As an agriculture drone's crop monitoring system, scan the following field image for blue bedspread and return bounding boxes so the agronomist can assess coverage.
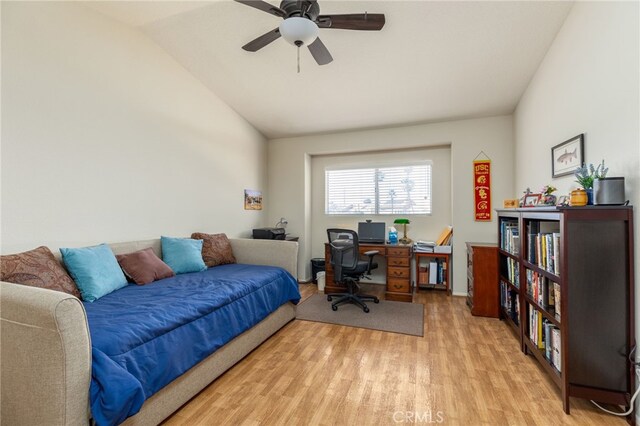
[83,264,301,426]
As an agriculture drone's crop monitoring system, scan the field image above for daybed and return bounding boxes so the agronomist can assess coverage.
[0,238,300,426]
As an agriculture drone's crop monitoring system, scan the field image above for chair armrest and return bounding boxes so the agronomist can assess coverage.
[362,250,379,274]
[0,281,91,425]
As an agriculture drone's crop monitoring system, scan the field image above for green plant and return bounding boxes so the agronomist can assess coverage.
[541,185,556,195]
[574,160,608,189]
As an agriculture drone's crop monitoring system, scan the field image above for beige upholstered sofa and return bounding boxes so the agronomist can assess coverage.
[0,238,298,426]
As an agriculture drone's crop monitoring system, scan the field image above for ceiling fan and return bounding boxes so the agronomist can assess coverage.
[234,0,385,67]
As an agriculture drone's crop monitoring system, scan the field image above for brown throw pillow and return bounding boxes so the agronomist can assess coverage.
[1,246,81,298]
[116,248,175,285]
[191,232,236,267]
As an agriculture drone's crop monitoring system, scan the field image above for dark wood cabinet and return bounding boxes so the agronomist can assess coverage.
[466,242,498,318]
[496,206,635,421]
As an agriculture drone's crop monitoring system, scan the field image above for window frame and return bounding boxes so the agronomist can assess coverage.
[324,160,433,216]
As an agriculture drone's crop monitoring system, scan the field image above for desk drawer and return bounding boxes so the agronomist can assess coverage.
[387,247,410,257]
[387,257,409,267]
[359,247,382,256]
[388,278,410,293]
[388,267,409,279]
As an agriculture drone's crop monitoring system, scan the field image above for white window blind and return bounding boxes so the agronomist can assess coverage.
[325,163,432,215]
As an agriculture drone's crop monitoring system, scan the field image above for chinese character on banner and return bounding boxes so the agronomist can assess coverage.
[473,159,491,221]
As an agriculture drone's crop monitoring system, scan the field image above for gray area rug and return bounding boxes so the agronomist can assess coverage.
[296,294,424,337]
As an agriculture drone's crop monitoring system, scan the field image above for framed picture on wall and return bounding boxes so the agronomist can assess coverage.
[244,189,262,210]
[551,134,584,178]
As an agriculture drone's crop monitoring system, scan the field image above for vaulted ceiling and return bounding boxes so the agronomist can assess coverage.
[86,1,573,139]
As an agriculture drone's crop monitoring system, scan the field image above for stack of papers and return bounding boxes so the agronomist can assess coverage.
[414,241,436,253]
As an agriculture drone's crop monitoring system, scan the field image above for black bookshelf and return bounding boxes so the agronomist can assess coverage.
[496,206,635,423]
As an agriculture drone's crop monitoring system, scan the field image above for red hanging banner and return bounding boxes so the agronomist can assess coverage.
[473,160,491,221]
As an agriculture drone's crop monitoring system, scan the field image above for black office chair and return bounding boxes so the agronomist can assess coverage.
[326,229,380,313]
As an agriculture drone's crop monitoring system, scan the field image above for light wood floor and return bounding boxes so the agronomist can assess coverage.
[164,284,626,425]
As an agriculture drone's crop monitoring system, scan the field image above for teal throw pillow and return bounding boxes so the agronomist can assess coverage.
[60,243,128,302]
[161,236,206,275]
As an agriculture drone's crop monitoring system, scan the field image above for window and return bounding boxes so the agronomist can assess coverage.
[325,163,432,215]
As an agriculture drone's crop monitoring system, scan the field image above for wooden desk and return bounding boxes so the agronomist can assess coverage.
[324,243,413,302]
[414,252,452,295]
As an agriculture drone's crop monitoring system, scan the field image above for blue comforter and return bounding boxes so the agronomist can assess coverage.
[83,264,301,426]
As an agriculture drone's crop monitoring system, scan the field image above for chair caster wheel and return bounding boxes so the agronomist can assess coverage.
[327,296,333,302]
[331,305,338,311]
[373,298,380,304]
[363,307,370,313]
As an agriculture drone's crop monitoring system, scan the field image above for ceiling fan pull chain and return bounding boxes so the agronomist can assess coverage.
[297,45,301,73]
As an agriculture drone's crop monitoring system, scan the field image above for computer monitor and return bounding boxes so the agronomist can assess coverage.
[358,221,386,244]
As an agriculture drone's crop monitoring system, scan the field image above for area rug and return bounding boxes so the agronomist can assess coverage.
[295,294,424,337]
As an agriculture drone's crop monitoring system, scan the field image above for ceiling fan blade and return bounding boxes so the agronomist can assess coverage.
[242,28,281,52]
[308,38,333,65]
[234,0,286,18]
[317,13,385,31]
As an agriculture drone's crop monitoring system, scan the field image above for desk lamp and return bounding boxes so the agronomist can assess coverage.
[394,218,412,244]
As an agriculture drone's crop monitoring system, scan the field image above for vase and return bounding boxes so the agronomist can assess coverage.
[570,189,587,206]
[544,194,557,205]
[586,188,594,205]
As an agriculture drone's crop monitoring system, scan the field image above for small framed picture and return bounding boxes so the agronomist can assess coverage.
[556,195,569,206]
[244,189,262,210]
[524,194,541,207]
[552,134,584,178]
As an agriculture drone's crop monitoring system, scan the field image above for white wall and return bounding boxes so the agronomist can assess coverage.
[513,0,640,406]
[269,116,514,294]
[310,147,452,283]
[515,2,639,198]
[0,2,267,254]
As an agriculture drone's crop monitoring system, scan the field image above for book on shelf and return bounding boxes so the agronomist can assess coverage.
[553,282,561,320]
[428,261,438,284]
[551,327,562,372]
[552,233,560,275]
[500,220,519,254]
[544,322,554,360]
[525,270,559,317]
[438,259,445,283]
[500,281,520,325]
[527,221,560,275]
[506,257,519,287]
[537,313,544,349]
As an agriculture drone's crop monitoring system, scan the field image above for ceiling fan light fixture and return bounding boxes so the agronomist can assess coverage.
[279,17,318,46]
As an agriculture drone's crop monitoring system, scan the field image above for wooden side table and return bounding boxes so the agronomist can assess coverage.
[466,242,498,317]
[414,252,451,295]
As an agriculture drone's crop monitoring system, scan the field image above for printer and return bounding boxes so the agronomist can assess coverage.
[252,227,286,240]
